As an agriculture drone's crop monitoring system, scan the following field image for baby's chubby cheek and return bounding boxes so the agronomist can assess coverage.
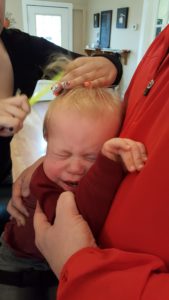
[43,159,60,183]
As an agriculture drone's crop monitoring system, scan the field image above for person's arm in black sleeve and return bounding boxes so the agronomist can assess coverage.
[16,29,122,85]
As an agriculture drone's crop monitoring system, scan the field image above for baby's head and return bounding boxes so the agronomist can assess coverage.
[43,86,122,191]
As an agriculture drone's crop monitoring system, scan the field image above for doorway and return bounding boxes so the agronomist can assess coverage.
[137,0,169,63]
[22,0,72,50]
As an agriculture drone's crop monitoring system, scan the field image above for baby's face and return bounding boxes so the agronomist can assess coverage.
[43,108,116,192]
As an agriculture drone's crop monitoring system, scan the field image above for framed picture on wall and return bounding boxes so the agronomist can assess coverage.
[116,7,129,28]
[94,13,100,28]
[99,10,112,48]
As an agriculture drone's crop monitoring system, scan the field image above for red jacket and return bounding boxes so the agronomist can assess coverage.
[57,25,169,300]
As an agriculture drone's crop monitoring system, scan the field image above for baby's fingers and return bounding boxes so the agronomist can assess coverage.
[119,150,137,172]
[136,142,147,161]
[131,142,147,171]
[119,142,147,172]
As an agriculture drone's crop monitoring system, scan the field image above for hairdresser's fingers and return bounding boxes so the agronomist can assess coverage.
[0,95,30,121]
[4,105,28,121]
[64,56,93,73]
[65,56,113,74]
[62,68,96,87]
[0,128,14,137]
[84,77,112,88]
[17,95,30,113]
[8,95,30,114]
[52,70,104,95]
[6,95,30,112]
[0,116,23,136]
[62,56,117,88]
[61,71,111,89]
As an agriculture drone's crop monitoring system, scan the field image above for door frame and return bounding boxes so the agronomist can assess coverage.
[22,0,73,50]
[137,0,160,63]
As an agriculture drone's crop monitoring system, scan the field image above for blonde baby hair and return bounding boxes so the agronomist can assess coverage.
[43,86,122,140]
[42,55,71,80]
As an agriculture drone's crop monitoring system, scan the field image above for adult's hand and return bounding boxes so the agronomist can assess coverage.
[0,95,30,137]
[7,157,44,226]
[34,191,97,278]
[61,56,118,89]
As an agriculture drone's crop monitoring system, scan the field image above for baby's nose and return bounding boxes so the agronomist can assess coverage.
[68,158,86,175]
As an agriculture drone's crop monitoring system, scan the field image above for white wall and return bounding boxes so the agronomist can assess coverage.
[86,0,144,96]
[5,0,23,28]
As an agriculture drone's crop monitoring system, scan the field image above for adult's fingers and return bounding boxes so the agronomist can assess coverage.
[0,115,22,135]
[61,56,117,88]
[7,175,30,223]
[34,202,51,239]
[8,95,30,114]
[7,199,27,226]
[55,191,80,221]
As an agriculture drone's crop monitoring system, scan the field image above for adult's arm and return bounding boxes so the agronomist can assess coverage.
[2,28,122,96]
[27,33,123,87]
[23,30,122,85]
[34,192,169,300]
[61,55,121,89]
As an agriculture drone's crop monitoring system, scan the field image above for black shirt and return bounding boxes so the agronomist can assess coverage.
[0,28,122,182]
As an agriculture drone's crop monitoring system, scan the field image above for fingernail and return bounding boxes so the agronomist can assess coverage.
[84,81,92,87]
[129,166,135,172]
[61,81,71,89]
[51,83,62,96]
[0,127,13,132]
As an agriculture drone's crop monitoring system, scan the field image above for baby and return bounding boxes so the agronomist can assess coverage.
[3,86,147,262]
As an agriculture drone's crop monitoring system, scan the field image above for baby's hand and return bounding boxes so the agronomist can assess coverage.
[102,138,147,172]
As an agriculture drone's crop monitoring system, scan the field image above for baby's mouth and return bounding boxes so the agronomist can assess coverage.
[63,181,79,187]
